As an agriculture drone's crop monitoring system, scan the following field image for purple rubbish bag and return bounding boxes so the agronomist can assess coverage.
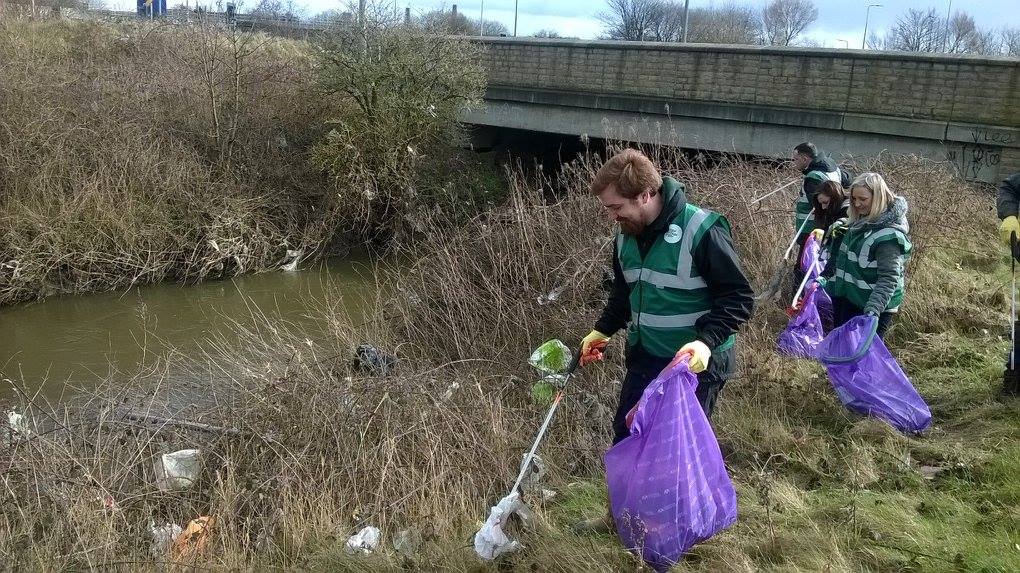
[815,315,932,434]
[800,234,822,276]
[815,284,833,325]
[778,285,825,358]
[604,361,737,571]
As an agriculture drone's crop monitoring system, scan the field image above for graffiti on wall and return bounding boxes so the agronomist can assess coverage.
[945,128,1014,182]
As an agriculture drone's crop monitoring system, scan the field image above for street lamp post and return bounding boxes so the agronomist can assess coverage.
[514,0,519,37]
[862,4,882,50]
[681,0,691,43]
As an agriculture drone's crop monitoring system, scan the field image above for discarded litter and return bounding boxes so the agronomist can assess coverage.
[155,449,202,491]
[279,248,304,272]
[531,374,565,404]
[353,344,397,376]
[393,528,421,559]
[173,516,215,561]
[474,492,527,560]
[149,521,183,558]
[345,525,382,554]
[528,340,572,374]
[517,453,546,493]
[7,410,31,438]
[536,285,566,305]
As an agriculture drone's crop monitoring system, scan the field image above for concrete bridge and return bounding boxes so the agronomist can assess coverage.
[464,37,1020,183]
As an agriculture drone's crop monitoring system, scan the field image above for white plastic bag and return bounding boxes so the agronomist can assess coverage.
[345,525,381,554]
[474,492,529,560]
[7,410,31,438]
[149,520,183,558]
[155,449,202,491]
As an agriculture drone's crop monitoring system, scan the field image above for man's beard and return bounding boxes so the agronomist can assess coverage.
[619,219,645,236]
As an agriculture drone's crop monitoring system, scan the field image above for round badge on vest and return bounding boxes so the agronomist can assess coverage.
[664,224,682,244]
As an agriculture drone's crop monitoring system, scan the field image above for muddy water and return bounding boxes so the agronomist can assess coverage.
[0,258,376,402]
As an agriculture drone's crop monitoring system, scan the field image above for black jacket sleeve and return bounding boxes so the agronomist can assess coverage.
[692,223,755,350]
[594,240,631,336]
[997,173,1020,220]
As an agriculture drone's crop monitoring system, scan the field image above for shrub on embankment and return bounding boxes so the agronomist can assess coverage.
[0,19,324,304]
[0,16,489,305]
[2,150,1016,570]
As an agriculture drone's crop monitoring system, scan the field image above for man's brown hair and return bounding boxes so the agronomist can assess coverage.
[590,149,663,199]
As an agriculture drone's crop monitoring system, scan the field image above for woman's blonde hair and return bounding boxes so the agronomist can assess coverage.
[848,172,894,222]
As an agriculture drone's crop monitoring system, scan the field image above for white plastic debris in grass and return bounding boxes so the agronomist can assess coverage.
[474,492,531,560]
[155,449,202,491]
[7,410,31,438]
[149,520,183,558]
[345,525,381,554]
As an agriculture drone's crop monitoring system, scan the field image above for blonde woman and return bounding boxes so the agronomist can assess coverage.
[825,173,911,338]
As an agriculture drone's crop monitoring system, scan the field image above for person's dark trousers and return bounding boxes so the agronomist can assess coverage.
[611,343,735,445]
[831,295,895,339]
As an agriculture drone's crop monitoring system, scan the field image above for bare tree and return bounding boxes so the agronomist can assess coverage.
[1002,27,1020,57]
[598,0,663,41]
[944,12,999,55]
[760,0,818,46]
[685,4,762,45]
[533,29,562,38]
[881,8,947,53]
[418,8,508,36]
[649,0,686,42]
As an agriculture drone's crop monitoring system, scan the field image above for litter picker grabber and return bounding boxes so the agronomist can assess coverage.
[1003,239,1020,396]
[474,346,581,560]
[510,350,581,497]
[755,208,815,302]
[749,179,798,205]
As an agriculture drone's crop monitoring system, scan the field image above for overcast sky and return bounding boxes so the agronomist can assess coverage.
[120,1,1020,49]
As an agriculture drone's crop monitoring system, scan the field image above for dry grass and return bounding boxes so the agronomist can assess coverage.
[0,18,338,306]
[1,145,1016,572]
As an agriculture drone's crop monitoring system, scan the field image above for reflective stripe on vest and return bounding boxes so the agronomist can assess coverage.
[617,204,735,358]
[795,169,840,232]
[617,207,710,291]
[831,225,911,311]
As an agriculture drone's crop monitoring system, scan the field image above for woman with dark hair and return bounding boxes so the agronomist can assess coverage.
[809,180,849,278]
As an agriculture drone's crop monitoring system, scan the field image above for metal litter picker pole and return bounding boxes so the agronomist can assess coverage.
[509,353,581,496]
[784,209,815,261]
[750,179,798,205]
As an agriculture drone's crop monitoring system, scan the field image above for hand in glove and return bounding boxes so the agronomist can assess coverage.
[828,219,848,239]
[1000,216,1020,247]
[664,340,712,374]
[579,330,610,367]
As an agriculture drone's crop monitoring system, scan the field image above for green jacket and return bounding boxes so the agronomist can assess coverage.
[828,196,911,314]
[616,180,737,358]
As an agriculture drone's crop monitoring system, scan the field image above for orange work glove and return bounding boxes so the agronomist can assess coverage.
[579,330,610,367]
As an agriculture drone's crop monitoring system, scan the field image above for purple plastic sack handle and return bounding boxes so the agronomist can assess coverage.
[817,315,879,364]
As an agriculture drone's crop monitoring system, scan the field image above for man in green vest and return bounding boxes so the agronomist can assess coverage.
[792,142,845,242]
[579,149,755,446]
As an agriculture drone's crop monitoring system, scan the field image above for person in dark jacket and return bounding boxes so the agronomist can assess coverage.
[792,142,844,243]
[810,180,849,279]
[996,172,1020,397]
[572,149,754,534]
[824,173,910,339]
[577,149,755,444]
[997,173,1020,253]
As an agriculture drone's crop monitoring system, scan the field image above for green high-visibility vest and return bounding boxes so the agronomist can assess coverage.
[794,169,841,237]
[830,225,912,311]
[617,203,736,359]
